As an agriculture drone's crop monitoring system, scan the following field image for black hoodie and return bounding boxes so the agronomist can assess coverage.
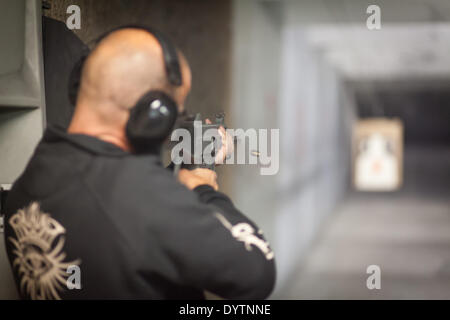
[3,126,276,300]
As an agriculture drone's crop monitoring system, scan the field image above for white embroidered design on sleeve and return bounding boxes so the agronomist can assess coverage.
[215,213,274,260]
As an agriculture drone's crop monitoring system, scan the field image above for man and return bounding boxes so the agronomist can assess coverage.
[4,28,275,299]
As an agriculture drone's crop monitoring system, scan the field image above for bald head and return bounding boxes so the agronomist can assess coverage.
[68,28,191,151]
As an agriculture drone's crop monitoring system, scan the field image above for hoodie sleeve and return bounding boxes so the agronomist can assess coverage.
[158,183,276,299]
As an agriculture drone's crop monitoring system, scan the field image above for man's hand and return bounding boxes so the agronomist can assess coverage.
[205,119,234,165]
[178,168,219,191]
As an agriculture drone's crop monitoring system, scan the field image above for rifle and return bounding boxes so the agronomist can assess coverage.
[172,112,225,175]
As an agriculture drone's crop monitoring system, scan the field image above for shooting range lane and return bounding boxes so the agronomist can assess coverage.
[279,142,450,299]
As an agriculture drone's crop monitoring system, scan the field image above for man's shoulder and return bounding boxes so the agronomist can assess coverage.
[87,155,175,192]
[10,138,84,198]
[84,155,196,215]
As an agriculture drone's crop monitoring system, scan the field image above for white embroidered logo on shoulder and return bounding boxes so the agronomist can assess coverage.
[214,212,274,260]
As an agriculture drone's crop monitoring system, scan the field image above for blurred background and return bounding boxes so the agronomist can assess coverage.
[0,0,449,299]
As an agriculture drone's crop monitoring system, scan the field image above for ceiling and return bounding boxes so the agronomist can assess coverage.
[275,0,450,80]
[274,0,450,144]
[305,24,450,80]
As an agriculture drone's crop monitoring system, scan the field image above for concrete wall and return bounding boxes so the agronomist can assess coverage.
[230,0,282,247]
[273,25,355,296]
[230,0,356,297]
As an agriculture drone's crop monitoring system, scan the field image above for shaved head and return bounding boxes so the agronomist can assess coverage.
[68,28,191,151]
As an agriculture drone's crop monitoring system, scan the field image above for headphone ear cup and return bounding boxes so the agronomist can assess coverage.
[126,91,178,153]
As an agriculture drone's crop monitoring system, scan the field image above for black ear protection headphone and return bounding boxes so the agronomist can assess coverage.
[68,25,183,153]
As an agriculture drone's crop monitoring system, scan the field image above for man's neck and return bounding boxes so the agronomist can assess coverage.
[68,122,132,152]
